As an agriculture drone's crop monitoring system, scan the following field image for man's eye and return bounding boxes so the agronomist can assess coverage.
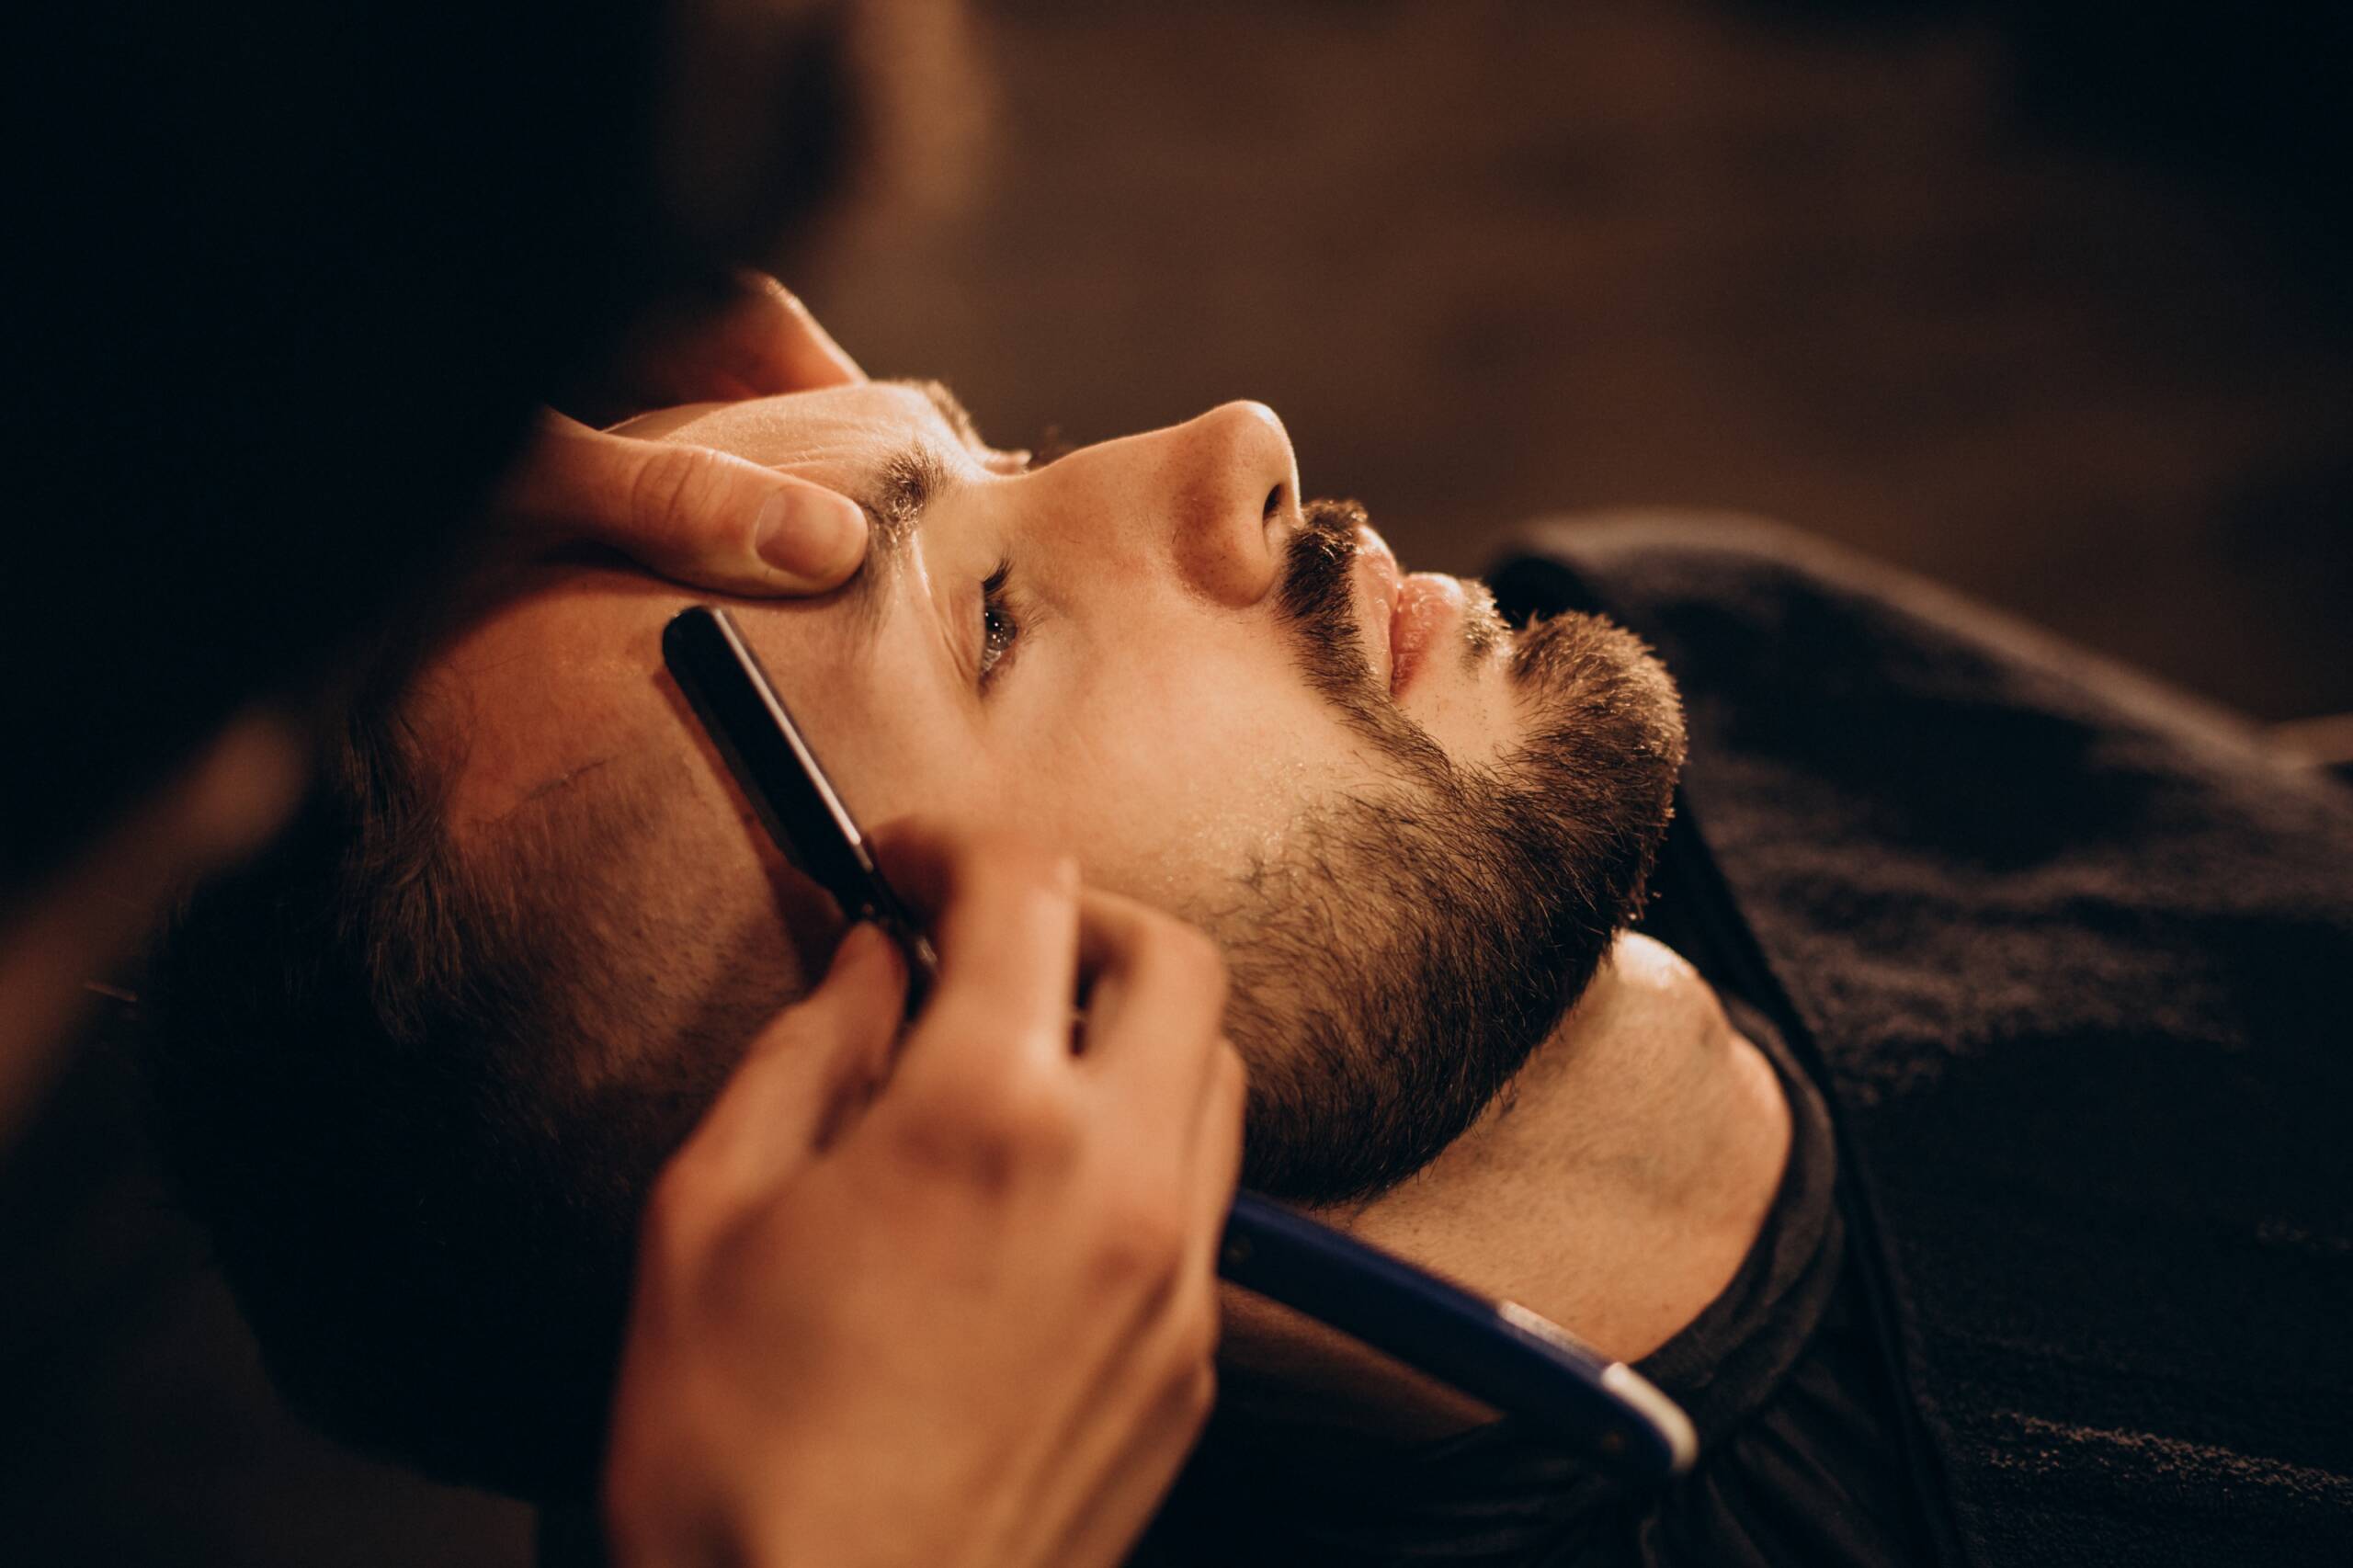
[978,559,1019,687]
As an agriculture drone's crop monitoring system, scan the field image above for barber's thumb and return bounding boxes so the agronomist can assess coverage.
[506,418,869,595]
[619,440,869,596]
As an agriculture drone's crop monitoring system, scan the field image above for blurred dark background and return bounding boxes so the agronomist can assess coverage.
[7,3,2347,1563]
[810,0,2351,722]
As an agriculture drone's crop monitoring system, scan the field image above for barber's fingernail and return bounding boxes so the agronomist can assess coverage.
[756,489,867,580]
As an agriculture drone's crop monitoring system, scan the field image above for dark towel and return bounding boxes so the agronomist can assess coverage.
[1492,517,2353,1567]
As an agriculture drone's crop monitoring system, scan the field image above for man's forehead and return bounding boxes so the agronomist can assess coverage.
[630,381,968,475]
[438,382,977,831]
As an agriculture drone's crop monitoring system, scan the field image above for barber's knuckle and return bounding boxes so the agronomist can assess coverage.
[956,831,1074,898]
[625,445,712,542]
[942,825,1025,869]
[985,1066,1084,1160]
[881,1106,973,1181]
[1087,1186,1189,1293]
[901,1059,1078,1183]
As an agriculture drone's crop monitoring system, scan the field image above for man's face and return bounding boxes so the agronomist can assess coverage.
[435,382,1685,1204]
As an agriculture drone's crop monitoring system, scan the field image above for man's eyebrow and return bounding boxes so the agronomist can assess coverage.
[838,386,969,645]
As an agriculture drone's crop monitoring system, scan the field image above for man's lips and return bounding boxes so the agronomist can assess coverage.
[1389,574,1467,696]
[1352,524,1461,699]
[1353,525,1404,687]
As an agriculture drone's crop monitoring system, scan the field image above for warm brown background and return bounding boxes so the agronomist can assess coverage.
[6,4,2346,1565]
[809,0,2350,722]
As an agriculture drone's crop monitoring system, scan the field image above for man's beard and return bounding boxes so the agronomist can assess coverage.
[1196,500,1688,1208]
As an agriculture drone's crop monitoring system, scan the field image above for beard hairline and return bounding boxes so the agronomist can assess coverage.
[1213,591,1688,1205]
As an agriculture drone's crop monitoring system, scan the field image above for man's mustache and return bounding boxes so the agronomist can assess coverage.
[1277,499,1454,779]
[1279,498,1374,700]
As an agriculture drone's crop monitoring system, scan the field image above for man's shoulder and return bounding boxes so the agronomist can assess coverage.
[1491,514,2353,1567]
[1493,510,1870,608]
[1485,508,2353,1011]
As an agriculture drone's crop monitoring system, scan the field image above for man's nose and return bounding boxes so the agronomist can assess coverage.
[1156,401,1301,608]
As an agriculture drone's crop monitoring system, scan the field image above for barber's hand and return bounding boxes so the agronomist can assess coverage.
[604,829,1246,1568]
[497,276,872,596]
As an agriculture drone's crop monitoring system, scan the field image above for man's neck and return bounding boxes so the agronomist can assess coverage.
[1218,932,1792,1437]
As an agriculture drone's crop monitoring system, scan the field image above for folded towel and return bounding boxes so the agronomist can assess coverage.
[1494,516,2353,1568]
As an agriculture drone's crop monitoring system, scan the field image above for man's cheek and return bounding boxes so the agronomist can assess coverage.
[1020,685,1367,913]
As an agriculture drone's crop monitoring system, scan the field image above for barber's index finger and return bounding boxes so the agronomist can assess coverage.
[893,835,1084,1078]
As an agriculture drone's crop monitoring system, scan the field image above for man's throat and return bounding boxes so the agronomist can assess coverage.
[1219,932,1794,1438]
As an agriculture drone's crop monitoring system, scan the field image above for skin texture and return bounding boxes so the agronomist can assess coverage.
[430,381,1686,1210]
[439,381,1534,982]
[428,381,1794,1437]
[6,281,1257,1568]
[603,829,1245,1568]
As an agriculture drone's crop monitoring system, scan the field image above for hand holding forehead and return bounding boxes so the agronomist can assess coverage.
[493,280,877,597]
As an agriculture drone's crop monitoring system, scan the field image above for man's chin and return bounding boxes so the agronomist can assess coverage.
[1509,608,1684,738]
[1220,606,1685,1208]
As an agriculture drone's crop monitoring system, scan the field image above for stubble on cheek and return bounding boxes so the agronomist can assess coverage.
[1163,605,1691,1206]
[1030,627,1403,911]
[1068,741,1385,922]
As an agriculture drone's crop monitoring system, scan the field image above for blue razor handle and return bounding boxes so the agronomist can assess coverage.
[1222,1190,1695,1484]
[662,605,1697,1488]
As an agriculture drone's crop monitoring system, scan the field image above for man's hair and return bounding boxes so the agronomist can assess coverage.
[142,667,762,1501]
